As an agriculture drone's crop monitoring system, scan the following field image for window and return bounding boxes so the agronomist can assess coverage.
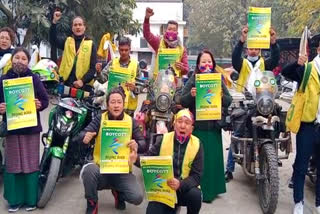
[140,38,148,48]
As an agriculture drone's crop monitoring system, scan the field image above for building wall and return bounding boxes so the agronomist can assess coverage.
[126,1,186,63]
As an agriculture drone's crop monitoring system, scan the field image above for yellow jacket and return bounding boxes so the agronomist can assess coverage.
[59,37,94,85]
[159,131,200,179]
[237,58,265,92]
[110,58,138,111]
[154,38,184,79]
[300,61,320,122]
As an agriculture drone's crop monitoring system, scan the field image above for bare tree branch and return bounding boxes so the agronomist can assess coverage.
[0,1,14,27]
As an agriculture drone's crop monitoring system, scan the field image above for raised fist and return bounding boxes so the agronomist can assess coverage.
[53,11,62,24]
[240,25,248,43]
[145,7,154,19]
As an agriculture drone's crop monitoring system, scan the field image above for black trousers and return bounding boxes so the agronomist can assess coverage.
[146,187,202,214]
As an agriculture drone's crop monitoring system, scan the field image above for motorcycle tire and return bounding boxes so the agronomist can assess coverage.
[258,143,279,214]
[37,157,61,208]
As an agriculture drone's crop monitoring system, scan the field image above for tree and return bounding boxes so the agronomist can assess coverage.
[0,0,140,47]
[279,0,320,36]
[0,0,51,46]
[185,0,293,57]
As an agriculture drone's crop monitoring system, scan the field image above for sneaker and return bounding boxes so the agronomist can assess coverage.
[225,171,233,183]
[8,205,21,213]
[86,199,98,214]
[111,189,126,210]
[316,206,320,214]
[293,201,303,214]
[25,206,37,212]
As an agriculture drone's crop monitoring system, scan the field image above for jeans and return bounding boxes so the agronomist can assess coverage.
[146,187,202,214]
[80,163,143,205]
[226,147,235,172]
[293,122,320,207]
[226,130,242,173]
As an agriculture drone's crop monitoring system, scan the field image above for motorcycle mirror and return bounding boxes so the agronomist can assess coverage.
[139,59,147,70]
[230,71,239,81]
[95,91,105,97]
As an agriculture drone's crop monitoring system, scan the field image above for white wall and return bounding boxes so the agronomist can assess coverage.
[127,1,186,59]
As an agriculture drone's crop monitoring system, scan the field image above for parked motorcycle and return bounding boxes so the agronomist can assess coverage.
[227,70,291,214]
[37,89,104,208]
[136,65,181,146]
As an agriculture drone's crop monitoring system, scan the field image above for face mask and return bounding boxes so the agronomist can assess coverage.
[199,64,213,73]
[175,131,190,144]
[12,62,28,74]
[165,31,178,41]
[247,55,259,62]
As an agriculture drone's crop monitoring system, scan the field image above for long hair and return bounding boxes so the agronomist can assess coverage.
[194,49,216,74]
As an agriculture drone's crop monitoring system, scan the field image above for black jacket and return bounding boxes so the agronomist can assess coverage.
[232,40,280,72]
[79,112,147,154]
[137,134,204,193]
[49,24,97,86]
[181,73,232,130]
[281,61,305,86]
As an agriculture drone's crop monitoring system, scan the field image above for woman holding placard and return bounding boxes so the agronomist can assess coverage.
[0,47,49,212]
[181,50,232,202]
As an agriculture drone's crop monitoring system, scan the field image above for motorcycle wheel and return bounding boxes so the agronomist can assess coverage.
[258,143,279,214]
[37,157,61,208]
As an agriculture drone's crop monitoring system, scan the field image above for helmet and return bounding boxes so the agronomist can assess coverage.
[32,59,59,82]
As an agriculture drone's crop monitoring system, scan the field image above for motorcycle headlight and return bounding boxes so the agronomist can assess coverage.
[156,93,171,112]
[257,97,274,116]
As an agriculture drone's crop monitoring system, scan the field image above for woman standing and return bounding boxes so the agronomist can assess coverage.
[0,47,49,212]
[0,27,15,75]
[181,50,232,202]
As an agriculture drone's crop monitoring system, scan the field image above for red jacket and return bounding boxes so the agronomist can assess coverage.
[143,18,189,75]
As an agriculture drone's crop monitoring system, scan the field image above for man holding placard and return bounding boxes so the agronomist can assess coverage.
[138,109,203,214]
[96,37,139,117]
[225,6,280,182]
[143,7,189,81]
[232,7,280,93]
[79,87,146,213]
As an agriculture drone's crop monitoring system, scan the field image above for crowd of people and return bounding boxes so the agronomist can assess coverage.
[0,5,318,214]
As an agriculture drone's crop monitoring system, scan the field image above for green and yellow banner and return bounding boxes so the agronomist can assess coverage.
[100,120,131,174]
[158,48,180,76]
[248,7,271,49]
[3,77,37,131]
[195,73,222,121]
[107,69,131,107]
[140,156,177,208]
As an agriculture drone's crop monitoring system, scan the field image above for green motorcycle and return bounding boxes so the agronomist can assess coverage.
[37,90,103,208]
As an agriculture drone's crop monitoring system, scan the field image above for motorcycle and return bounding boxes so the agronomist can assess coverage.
[37,88,104,208]
[135,64,181,146]
[227,70,291,214]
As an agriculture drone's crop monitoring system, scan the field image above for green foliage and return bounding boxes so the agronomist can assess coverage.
[185,0,294,57]
[279,0,320,36]
[53,0,140,43]
[0,0,140,46]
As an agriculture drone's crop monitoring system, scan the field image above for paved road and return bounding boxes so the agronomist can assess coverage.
[0,96,317,214]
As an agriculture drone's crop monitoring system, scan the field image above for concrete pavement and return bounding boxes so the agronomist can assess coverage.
[0,96,317,214]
